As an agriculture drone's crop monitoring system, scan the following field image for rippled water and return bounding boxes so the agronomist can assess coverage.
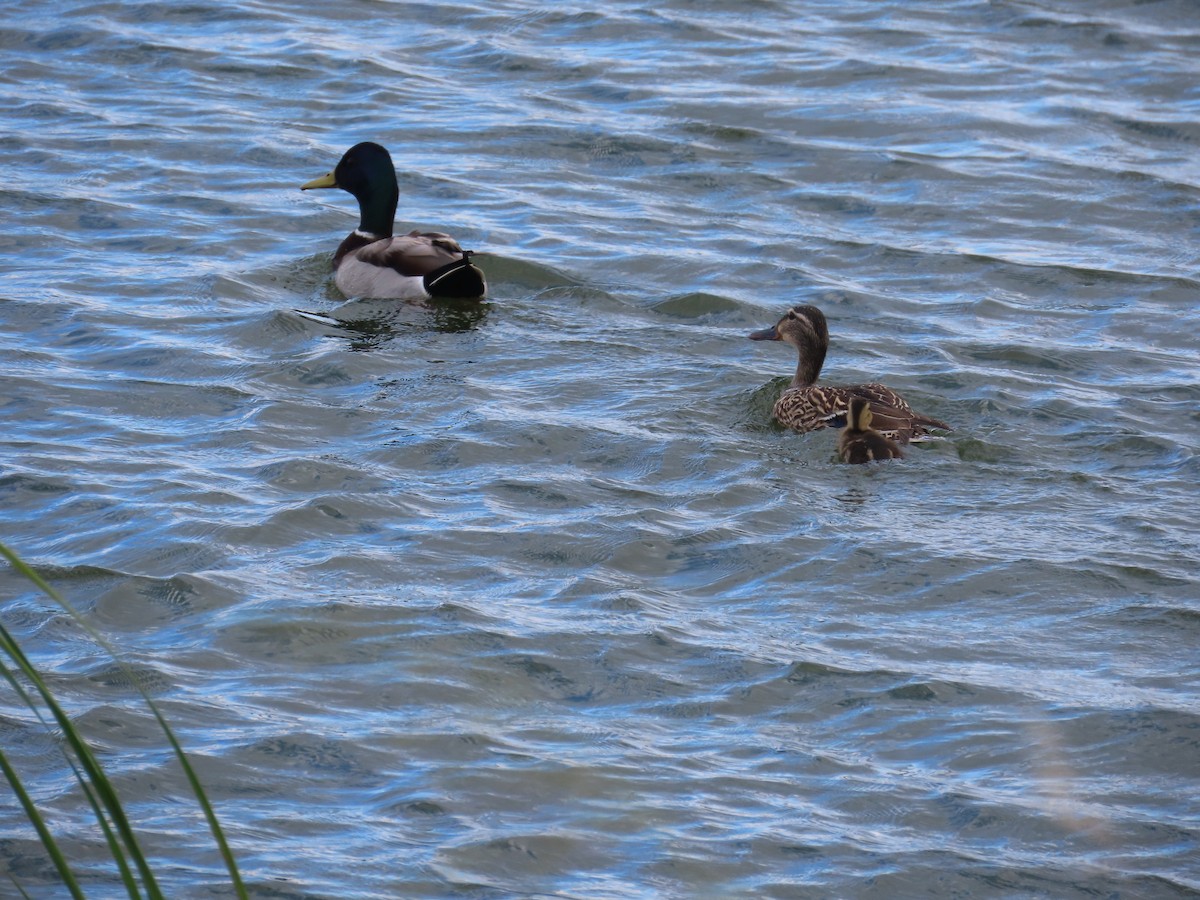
[2,0,1199,897]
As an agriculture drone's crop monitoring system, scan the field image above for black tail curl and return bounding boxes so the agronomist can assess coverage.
[424,251,486,299]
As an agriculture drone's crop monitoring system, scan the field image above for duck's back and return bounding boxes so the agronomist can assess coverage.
[775,382,946,441]
[839,430,904,464]
[334,232,485,300]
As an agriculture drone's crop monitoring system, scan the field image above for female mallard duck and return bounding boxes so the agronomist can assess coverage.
[301,142,486,301]
[839,397,904,463]
[749,305,949,442]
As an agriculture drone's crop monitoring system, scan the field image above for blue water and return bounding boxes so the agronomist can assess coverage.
[2,0,1199,897]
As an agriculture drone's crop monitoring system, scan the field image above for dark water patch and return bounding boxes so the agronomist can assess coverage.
[83,663,172,695]
[651,292,743,318]
[219,618,366,666]
[297,298,491,347]
[0,473,75,499]
[92,572,241,630]
[784,659,902,688]
[951,435,1014,464]
[242,733,374,780]
[470,253,577,292]
[1116,604,1200,635]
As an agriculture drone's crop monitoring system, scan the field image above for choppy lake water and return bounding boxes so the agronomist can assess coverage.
[2,0,1199,897]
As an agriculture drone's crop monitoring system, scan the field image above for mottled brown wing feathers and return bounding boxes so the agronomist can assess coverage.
[773,387,843,432]
[775,383,948,442]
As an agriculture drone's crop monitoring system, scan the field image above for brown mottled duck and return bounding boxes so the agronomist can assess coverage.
[749,305,949,442]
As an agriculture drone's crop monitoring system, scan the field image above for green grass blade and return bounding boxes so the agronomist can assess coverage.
[0,747,87,900]
[0,619,155,899]
[0,653,142,897]
[141,703,246,898]
[76,775,144,898]
[0,542,247,899]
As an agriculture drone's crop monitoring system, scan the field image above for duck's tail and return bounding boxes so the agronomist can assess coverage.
[424,251,487,299]
[912,412,952,433]
[860,407,951,444]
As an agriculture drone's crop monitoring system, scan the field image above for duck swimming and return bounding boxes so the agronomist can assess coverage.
[749,305,949,442]
[839,396,905,463]
[301,142,486,301]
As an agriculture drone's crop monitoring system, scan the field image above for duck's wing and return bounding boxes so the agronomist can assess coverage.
[333,230,486,300]
[775,383,949,440]
[849,383,914,413]
[775,386,847,432]
[354,231,467,277]
[846,384,950,441]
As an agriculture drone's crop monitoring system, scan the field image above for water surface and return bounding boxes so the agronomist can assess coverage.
[1,0,1198,897]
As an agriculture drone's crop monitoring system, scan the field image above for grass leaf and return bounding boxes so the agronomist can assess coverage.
[0,541,247,898]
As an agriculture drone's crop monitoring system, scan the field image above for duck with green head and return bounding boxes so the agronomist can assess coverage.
[301,142,486,301]
[749,304,949,442]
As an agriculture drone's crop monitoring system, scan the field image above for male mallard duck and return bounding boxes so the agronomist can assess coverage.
[301,142,486,301]
[749,305,949,441]
[839,397,904,463]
